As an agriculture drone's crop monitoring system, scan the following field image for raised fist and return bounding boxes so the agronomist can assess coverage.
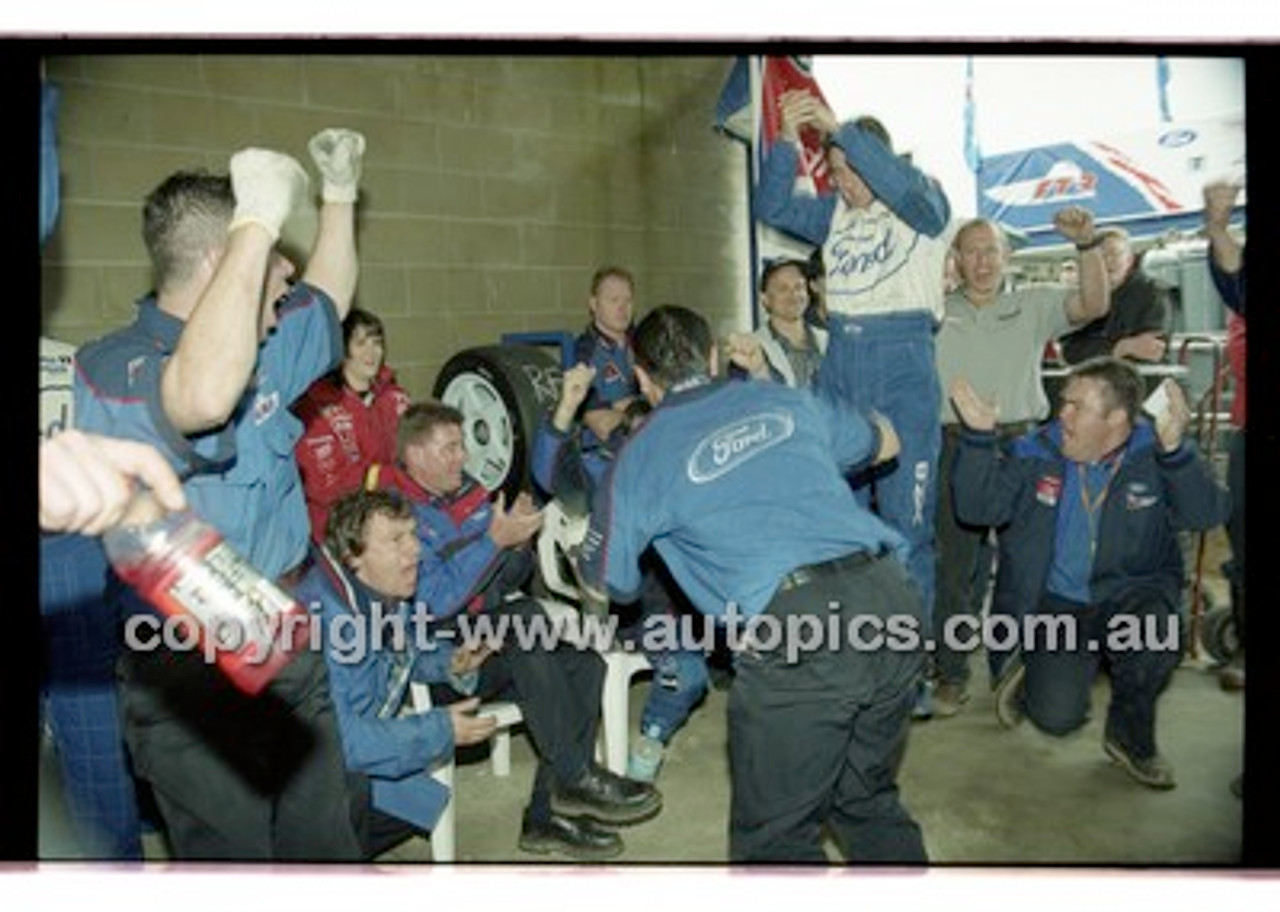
[308,128,366,203]
[228,148,309,241]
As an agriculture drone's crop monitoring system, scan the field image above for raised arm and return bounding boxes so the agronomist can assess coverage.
[753,92,839,245]
[832,121,951,237]
[948,378,1022,529]
[1054,206,1110,326]
[300,128,365,320]
[1203,180,1243,276]
[162,150,308,434]
[1203,180,1245,315]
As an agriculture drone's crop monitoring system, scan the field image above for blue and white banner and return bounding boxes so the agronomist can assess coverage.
[978,116,1246,249]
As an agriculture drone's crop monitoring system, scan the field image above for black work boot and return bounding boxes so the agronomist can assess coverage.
[518,811,624,861]
[551,764,663,825]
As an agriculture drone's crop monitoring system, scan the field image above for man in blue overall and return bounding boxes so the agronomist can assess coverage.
[754,92,953,716]
[572,265,646,455]
[73,129,367,859]
[531,363,710,783]
[578,305,927,863]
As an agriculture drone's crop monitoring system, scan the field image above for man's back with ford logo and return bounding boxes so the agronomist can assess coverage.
[577,304,929,865]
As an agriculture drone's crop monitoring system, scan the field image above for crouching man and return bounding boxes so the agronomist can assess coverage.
[950,357,1229,789]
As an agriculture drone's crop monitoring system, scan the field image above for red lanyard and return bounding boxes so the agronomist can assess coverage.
[1077,452,1125,559]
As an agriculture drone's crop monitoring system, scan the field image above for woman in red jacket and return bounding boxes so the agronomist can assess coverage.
[294,308,411,541]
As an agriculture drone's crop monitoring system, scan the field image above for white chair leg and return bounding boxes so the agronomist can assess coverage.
[603,671,630,774]
[478,701,523,778]
[601,652,651,775]
[491,729,511,778]
[431,761,456,862]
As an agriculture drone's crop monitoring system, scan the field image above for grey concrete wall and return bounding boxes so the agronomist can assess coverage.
[40,52,752,398]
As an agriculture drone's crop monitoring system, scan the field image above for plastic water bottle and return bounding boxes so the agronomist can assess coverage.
[103,494,310,696]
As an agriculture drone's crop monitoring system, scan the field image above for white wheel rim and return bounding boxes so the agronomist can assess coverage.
[440,373,515,492]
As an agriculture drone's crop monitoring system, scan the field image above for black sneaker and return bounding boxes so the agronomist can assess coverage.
[994,662,1026,729]
[1103,736,1177,790]
[518,812,624,861]
[551,764,663,826]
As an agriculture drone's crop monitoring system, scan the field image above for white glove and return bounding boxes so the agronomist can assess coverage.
[228,148,309,241]
[308,128,366,204]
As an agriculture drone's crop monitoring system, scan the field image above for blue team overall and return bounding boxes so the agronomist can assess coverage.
[581,377,926,862]
[754,123,952,639]
[74,286,361,860]
[535,325,710,749]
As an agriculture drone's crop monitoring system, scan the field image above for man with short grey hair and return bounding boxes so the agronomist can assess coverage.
[931,207,1109,715]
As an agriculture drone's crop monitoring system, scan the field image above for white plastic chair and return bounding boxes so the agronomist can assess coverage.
[407,684,525,862]
[408,681,457,862]
[536,499,652,775]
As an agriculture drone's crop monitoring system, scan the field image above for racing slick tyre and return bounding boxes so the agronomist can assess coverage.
[1199,603,1239,667]
[434,346,561,501]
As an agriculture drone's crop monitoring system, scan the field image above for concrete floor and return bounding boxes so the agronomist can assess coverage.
[386,650,1244,865]
[39,576,1245,868]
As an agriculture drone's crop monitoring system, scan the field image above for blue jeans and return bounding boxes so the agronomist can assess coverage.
[618,557,709,743]
[40,532,142,860]
[816,311,941,627]
[1022,590,1182,758]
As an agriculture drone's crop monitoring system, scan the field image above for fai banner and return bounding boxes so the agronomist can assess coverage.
[978,116,1246,248]
[715,55,832,196]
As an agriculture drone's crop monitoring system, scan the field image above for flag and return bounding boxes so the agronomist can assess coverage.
[714,55,836,326]
[713,56,753,144]
[40,80,61,247]
[1156,57,1173,123]
[964,56,981,174]
[715,55,832,195]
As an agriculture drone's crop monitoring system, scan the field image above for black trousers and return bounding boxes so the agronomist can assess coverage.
[431,596,605,823]
[934,422,1035,685]
[728,553,927,864]
[346,771,427,860]
[117,615,362,861]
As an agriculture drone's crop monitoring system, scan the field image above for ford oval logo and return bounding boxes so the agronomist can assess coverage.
[688,411,795,484]
[1158,129,1197,149]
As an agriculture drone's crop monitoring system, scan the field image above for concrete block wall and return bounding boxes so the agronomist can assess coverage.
[40,52,752,399]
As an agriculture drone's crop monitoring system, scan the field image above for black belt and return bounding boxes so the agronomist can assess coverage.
[778,548,886,593]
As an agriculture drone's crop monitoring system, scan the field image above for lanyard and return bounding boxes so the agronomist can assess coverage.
[1076,452,1125,560]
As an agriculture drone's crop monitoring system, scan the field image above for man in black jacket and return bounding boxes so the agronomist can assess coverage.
[949,356,1228,790]
[1059,228,1172,365]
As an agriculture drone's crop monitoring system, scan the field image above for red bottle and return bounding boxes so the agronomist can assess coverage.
[104,497,311,696]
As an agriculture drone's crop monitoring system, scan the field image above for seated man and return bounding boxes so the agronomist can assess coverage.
[572,266,647,454]
[950,357,1229,789]
[370,401,662,858]
[531,363,710,782]
[302,488,499,859]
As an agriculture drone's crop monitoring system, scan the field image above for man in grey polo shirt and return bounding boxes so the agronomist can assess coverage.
[931,207,1110,715]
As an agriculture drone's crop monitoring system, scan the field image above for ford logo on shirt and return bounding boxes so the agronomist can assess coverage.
[688,411,794,483]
